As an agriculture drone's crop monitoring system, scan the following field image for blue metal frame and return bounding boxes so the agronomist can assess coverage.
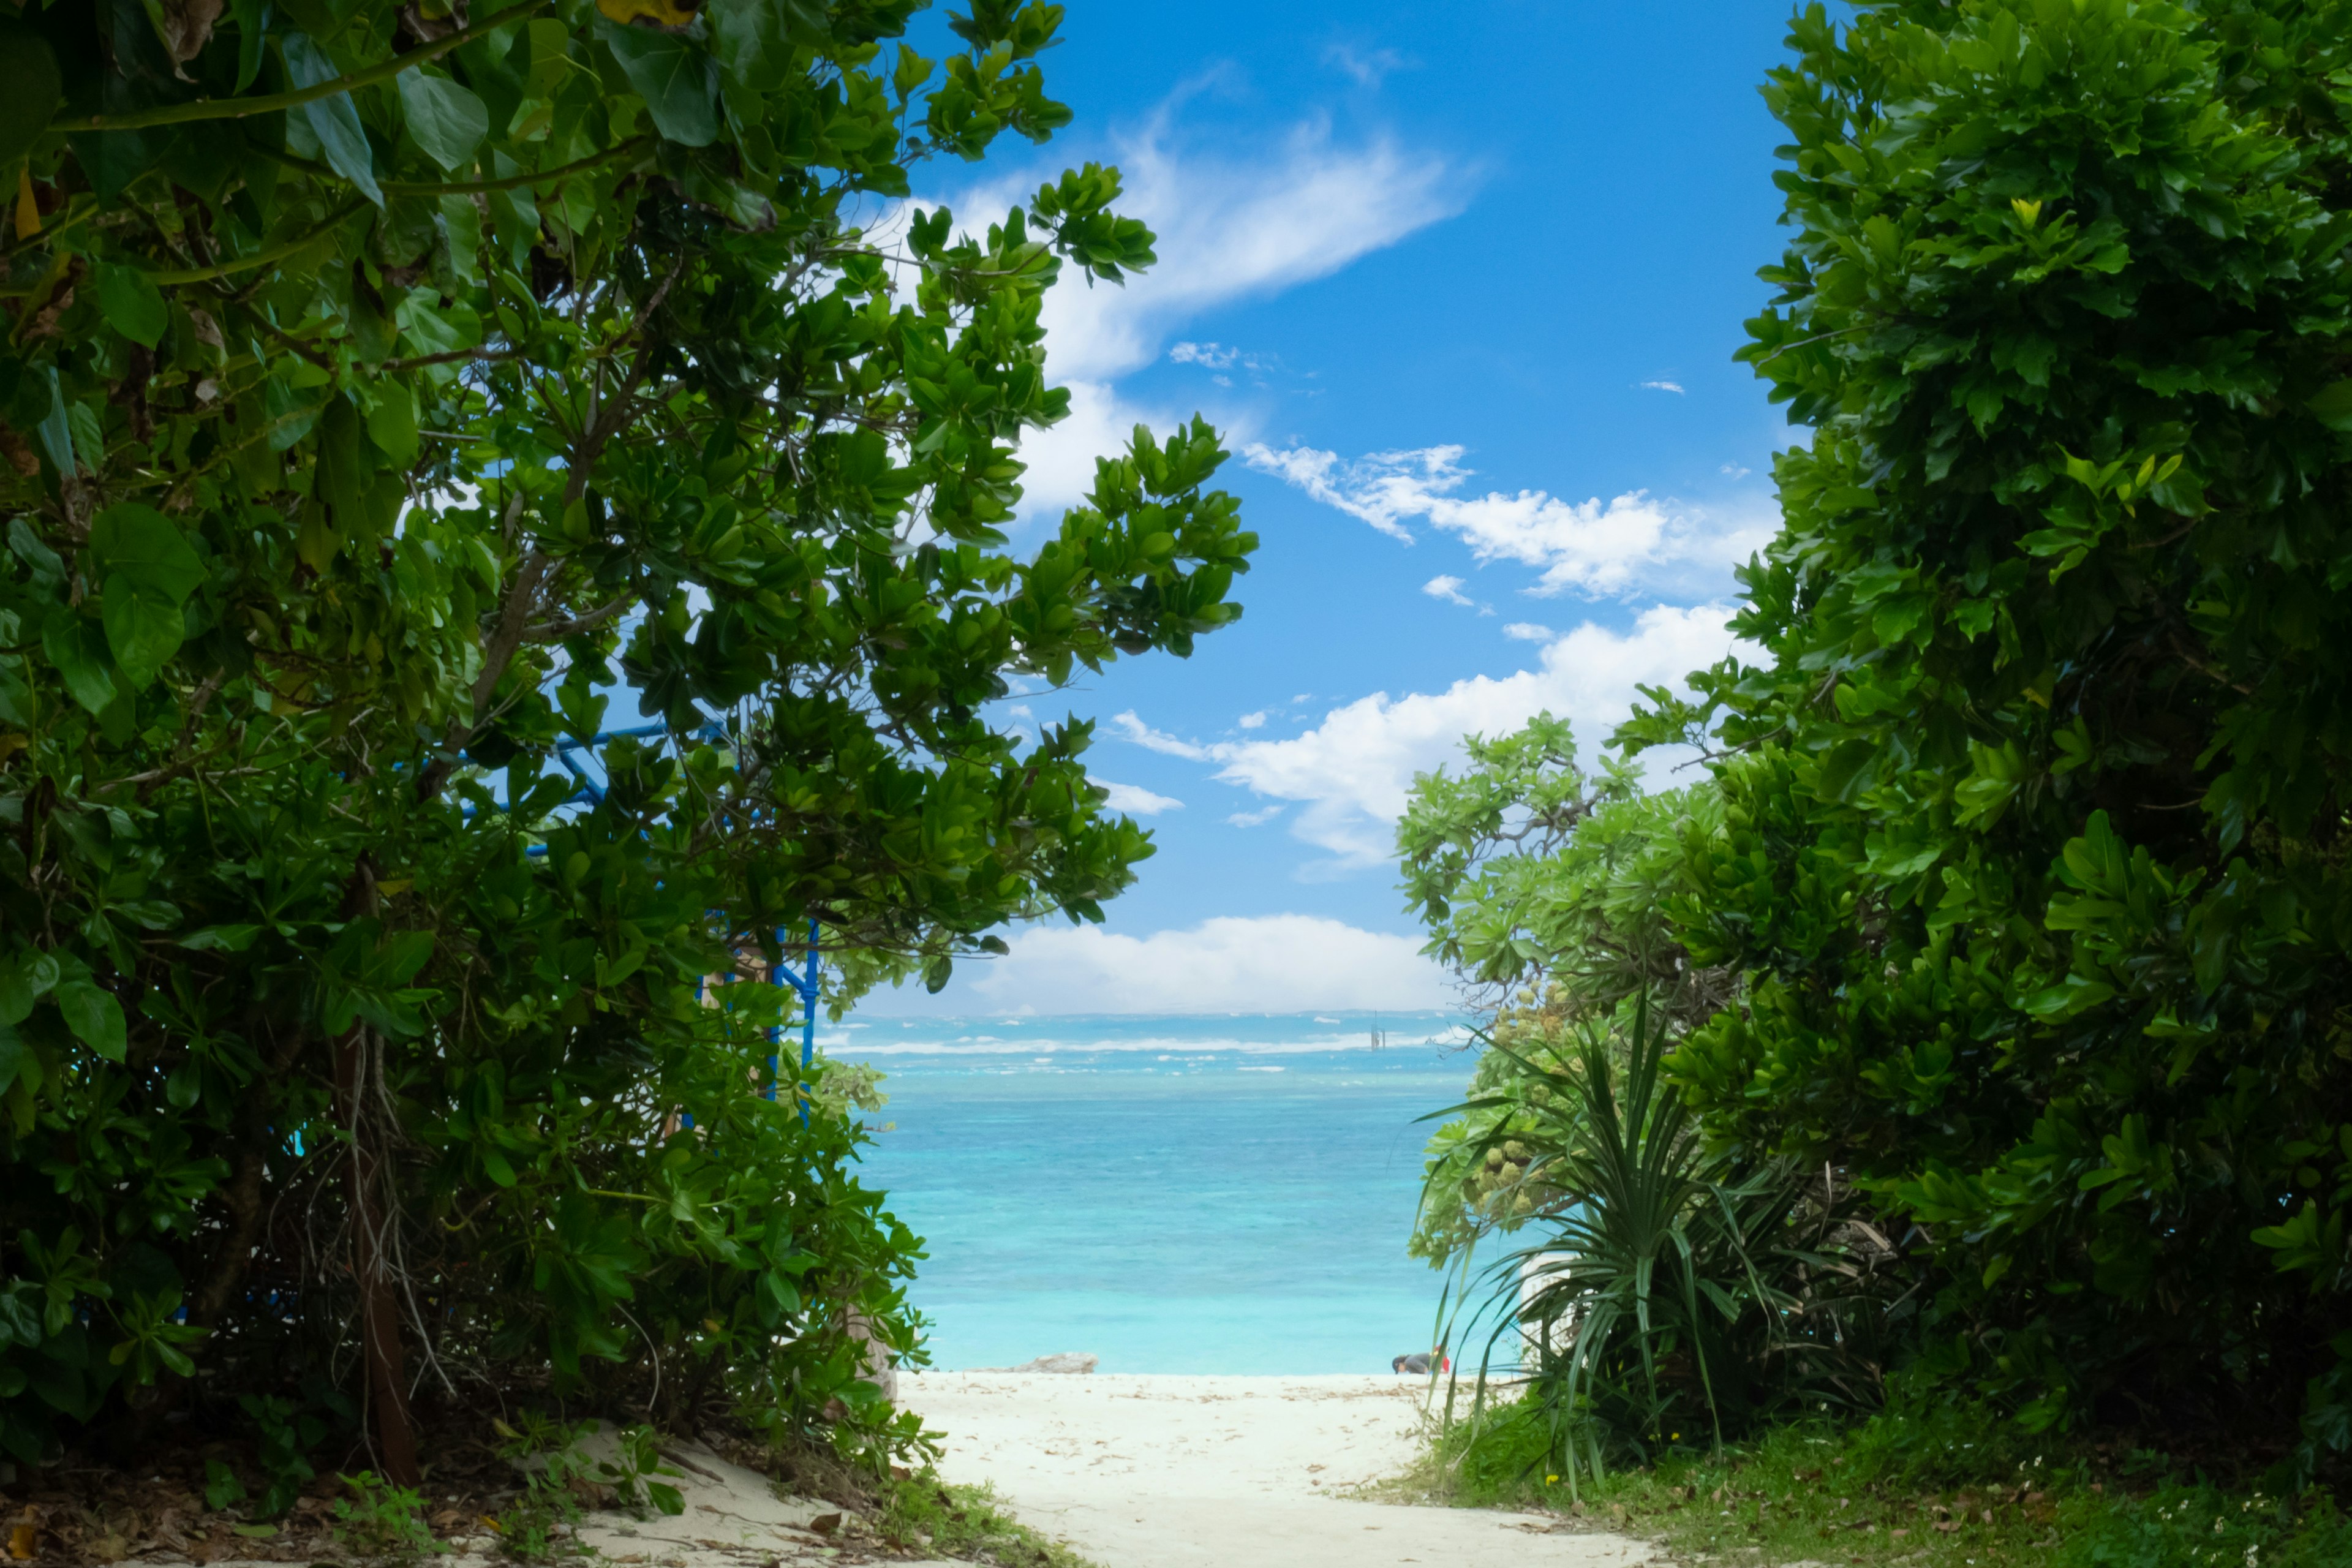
[767,919,822,1126]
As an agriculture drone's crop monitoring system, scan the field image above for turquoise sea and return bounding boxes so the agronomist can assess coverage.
[830,1011,1471,1374]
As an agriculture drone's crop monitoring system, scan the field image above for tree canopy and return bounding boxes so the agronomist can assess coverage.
[0,0,1253,1479]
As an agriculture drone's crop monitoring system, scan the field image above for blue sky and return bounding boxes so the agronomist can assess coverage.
[860,2,1798,1016]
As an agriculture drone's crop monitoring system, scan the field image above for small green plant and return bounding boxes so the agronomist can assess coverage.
[331,1472,442,1566]
[594,1425,685,1518]
[491,1418,590,1564]
[202,1459,248,1514]
[876,1474,1096,1568]
[238,1394,323,1519]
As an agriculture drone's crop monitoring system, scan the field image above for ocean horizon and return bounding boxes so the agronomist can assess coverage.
[829,1010,1474,1375]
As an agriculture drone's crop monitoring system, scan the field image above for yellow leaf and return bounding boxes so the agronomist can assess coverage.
[595,0,703,28]
[2010,197,2042,229]
[13,168,37,241]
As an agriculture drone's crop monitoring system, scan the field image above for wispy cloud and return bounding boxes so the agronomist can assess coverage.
[1422,574,1475,608]
[1326,43,1409,87]
[925,110,1464,515]
[1112,605,1743,866]
[1501,622,1553,642]
[1237,710,1268,730]
[1640,379,1686,394]
[1169,341,1269,373]
[1243,442,1774,597]
[1226,805,1284,827]
[1098,780,1183,816]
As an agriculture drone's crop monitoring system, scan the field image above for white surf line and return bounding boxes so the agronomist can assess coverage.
[907,1372,1658,1568]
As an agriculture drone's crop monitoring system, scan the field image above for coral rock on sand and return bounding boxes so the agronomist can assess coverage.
[975,1352,1099,1374]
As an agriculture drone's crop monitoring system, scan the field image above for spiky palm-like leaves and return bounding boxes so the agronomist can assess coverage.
[1424,1006,1877,1494]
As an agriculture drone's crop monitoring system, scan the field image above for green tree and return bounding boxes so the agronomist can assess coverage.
[0,0,1253,1475]
[1621,0,2352,1466]
[1395,714,1722,1264]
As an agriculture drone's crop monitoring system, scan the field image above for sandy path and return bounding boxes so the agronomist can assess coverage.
[907,1373,1655,1568]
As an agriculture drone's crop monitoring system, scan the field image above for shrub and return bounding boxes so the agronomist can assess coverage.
[1618,0,2352,1472]
[0,0,1251,1474]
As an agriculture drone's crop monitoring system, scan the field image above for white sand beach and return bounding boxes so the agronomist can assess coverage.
[909,1372,1656,1568]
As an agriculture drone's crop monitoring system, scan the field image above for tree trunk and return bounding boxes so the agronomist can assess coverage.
[333,859,421,1488]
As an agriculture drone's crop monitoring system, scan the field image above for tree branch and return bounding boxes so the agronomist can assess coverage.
[48,4,551,134]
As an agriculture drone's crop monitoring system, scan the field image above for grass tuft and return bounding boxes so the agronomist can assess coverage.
[873,1473,1100,1567]
[1387,1393,2352,1567]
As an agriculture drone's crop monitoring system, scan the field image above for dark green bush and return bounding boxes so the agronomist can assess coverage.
[0,0,1250,1472]
[1619,0,2352,1472]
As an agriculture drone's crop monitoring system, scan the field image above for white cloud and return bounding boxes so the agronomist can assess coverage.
[1501,622,1553,642]
[1115,605,1742,865]
[1112,710,1212,761]
[1169,341,1268,373]
[1721,462,1752,480]
[1098,780,1183,816]
[1243,442,1774,597]
[1422,574,1474,608]
[1010,378,1161,517]
[1018,115,1461,386]
[1237,710,1268,730]
[1227,805,1283,827]
[867,914,1449,1014]
[924,111,1461,517]
[1327,43,1408,87]
[1640,380,1686,394]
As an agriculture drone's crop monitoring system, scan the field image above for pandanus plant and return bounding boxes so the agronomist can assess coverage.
[1422,1001,1866,1495]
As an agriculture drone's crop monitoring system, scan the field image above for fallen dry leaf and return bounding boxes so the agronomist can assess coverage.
[808,1513,842,1536]
[8,1507,37,1561]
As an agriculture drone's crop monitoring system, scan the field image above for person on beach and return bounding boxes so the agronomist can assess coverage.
[1391,1348,1450,1374]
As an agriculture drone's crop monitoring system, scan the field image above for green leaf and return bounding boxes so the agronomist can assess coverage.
[55,981,127,1063]
[2307,380,2352,432]
[0,20,62,175]
[35,368,75,478]
[396,70,489,173]
[646,1481,684,1517]
[366,385,420,465]
[601,23,720,147]
[0,949,58,1027]
[281,32,383,206]
[94,263,169,349]
[89,503,203,603]
[100,578,184,690]
[42,617,116,715]
[393,293,483,358]
[0,1027,21,1098]
[179,925,263,952]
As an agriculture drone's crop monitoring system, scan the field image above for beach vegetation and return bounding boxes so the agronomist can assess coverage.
[1406,0,2352,1512]
[874,1473,1098,1568]
[1424,1003,1899,1494]
[0,0,1248,1490]
[1394,1399,2352,1568]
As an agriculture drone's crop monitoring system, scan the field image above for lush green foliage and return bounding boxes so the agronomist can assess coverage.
[1397,715,1724,1265]
[0,0,1250,1472]
[1425,1006,1892,1493]
[1404,0,2352,1485]
[1616,0,2352,1459]
[1400,1400,2352,1568]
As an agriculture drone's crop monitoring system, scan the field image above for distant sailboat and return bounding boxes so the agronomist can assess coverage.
[1370,1011,1386,1050]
